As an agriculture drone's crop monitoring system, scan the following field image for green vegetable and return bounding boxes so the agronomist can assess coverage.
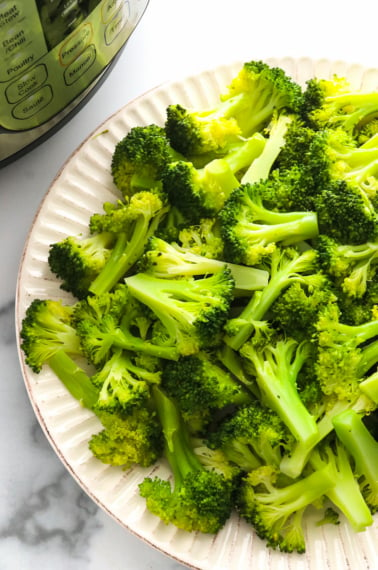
[20,60,378,553]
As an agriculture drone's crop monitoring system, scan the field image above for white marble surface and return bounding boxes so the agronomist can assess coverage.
[1,1,377,568]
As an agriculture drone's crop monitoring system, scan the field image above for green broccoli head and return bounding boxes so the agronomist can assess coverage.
[219,182,319,266]
[138,385,234,533]
[89,406,163,468]
[111,124,182,197]
[236,464,334,553]
[125,268,235,356]
[20,298,82,373]
[48,232,115,300]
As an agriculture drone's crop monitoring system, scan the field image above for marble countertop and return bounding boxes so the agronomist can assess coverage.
[1,1,377,568]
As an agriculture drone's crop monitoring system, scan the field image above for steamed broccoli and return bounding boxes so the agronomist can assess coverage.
[139,386,234,533]
[317,234,378,298]
[309,438,374,532]
[224,247,321,350]
[72,284,180,366]
[314,302,378,401]
[91,348,161,412]
[165,60,302,157]
[236,464,334,553]
[162,133,266,221]
[208,401,294,470]
[302,75,378,136]
[87,191,167,296]
[111,124,183,197]
[20,298,163,469]
[138,235,269,293]
[88,406,163,468]
[161,352,253,432]
[20,298,98,409]
[240,336,319,449]
[48,232,115,300]
[125,268,234,355]
[219,182,319,266]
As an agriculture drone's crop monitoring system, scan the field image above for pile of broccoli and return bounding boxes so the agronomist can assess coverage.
[20,60,378,553]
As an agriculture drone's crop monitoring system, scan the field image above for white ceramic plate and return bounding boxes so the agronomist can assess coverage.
[16,57,378,570]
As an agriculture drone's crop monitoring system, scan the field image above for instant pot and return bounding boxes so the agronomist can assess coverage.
[0,0,149,166]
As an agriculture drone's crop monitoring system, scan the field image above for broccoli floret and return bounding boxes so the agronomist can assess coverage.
[87,191,167,296]
[20,299,162,469]
[89,406,163,468]
[309,438,373,532]
[139,386,234,533]
[20,298,98,408]
[224,247,321,350]
[219,182,319,266]
[165,60,302,157]
[333,409,378,513]
[314,179,377,245]
[91,348,161,412]
[240,336,319,449]
[48,232,115,300]
[162,352,253,432]
[124,268,234,355]
[236,464,334,553]
[270,280,338,340]
[111,124,183,197]
[317,235,378,298]
[314,302,378,401]
[302,75,378,136]
[209,401,294,470]
[72,284,179,366]
[162,133,266,221]
[177,217,224,259]
[138,235,269,293]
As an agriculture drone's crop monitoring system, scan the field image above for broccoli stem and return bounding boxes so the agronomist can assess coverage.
[241,340,318,447]
[152,385,202,484]
[309,442,373,532]
[360,370,378,403]
[241,114,292,184]
[333,409,378,499]
[89,213,163,297]
[48,349,98,409]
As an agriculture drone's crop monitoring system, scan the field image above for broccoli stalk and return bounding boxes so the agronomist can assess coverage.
[237,464,335,553]
[219,183,319,266]
[333,409,378,513]
[88,191,168,297]
[241,113,293,184]
[125,268,234,355]
[162,133,266,221]
[360,369,378,404]
[240,337,319,448]
[309,439,373,532]
[139,386,234,533]
[139,235,269,292]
